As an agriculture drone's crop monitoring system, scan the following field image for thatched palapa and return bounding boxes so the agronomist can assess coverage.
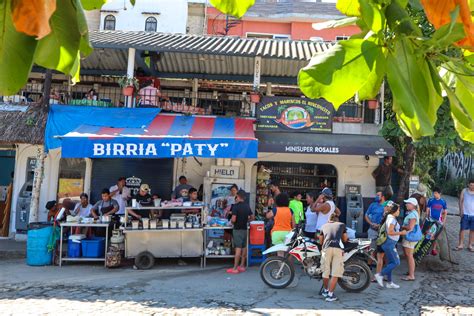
[0,105,47,145]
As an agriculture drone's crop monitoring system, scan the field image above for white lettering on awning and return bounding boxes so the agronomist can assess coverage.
[90,142,230,157]
[284,145,339,154]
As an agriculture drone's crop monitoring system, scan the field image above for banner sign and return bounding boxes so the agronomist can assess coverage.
[257,97,333,133]
[61,138,258,159]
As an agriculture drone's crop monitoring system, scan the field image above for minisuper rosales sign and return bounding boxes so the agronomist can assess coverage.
[257,97,334,133]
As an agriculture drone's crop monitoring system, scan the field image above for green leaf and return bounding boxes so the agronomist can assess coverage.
[336,0,361,17]
[70,52,81,84]
[428,23,466,47]
[298,38,386,108]
[0,1,37,95]
[359,0,385,33]
[34,0,82,76]
[210,0,255,19]
[442,77,474,142]
[130,0,136,6]
[76,0,93,56]
[312,17,358,30]
[386,39,443,140]
[80,0,106,10]
[408,0,422,10]
[385,0,422,36]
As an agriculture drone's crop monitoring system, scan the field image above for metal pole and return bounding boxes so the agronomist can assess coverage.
[126,48,136,108]
[251,56,262,116]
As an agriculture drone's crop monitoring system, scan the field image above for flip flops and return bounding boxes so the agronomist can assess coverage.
[226,268,239,274]
[401,277,415,281]
[453,246,464,251]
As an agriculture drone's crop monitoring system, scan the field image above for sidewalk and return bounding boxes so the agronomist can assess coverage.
[0,238,26,259]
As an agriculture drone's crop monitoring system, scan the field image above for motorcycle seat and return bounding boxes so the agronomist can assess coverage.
[343,241,358,252]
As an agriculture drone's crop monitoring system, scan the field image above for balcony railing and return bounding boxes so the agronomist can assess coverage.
[2,82,382,124]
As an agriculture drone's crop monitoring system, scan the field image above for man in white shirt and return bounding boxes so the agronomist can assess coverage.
[109,177,131,215]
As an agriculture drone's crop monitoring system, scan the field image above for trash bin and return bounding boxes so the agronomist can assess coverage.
[26,222,53,266]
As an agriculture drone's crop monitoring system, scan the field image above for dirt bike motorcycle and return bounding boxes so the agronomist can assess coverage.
[259,222,373,292]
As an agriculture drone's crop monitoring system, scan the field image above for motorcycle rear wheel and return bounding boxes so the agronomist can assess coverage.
[338,259,371,293]
[259,256,295,289]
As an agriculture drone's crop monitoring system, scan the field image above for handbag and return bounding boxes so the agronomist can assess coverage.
[406,213,422,242]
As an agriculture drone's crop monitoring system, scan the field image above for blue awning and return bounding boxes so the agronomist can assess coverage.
[45,105,162,152]
[59,114,258,159]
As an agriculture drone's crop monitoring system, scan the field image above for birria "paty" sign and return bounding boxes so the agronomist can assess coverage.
[61,139,258,159]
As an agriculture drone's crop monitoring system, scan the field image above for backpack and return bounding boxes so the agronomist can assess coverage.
[376,221,388,246]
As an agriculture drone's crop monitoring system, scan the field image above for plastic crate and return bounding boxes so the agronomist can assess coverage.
[208,229,225,238]
[81,237,105,258]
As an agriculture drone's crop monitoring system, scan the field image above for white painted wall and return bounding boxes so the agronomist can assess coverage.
[100,0,188,33]
[10,146,61,236]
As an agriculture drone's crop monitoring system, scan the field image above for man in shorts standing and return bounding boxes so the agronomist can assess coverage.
[227,190,254,274]
[455,179,474,251]
[319,213,348,302]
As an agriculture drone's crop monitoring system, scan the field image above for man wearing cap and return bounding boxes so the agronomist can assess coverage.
[109,177,131,216]
[313,188,341,234]
[402,197,421,281]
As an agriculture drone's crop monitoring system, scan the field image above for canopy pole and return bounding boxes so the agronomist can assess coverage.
[251,56,262,116]
[192,78,198,107]
[126,48,136,108]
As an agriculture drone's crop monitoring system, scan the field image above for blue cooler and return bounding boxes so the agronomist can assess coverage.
[27,222,53,266]
[68,234,86,258]
[82,237,105,258]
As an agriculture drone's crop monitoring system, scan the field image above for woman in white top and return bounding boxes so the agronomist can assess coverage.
[313,188,340,232]
[304,192,318,238]
[374,202,407,289]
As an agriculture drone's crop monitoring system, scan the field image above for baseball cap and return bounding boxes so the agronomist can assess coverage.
[140,184,150,191]
[321,187,333,197]
[404,197,419,207]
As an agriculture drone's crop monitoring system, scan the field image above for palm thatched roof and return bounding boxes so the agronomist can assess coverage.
[0,105,47,145]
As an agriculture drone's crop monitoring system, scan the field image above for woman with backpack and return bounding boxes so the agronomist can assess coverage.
[374,201,407,289]
[401,198,422,281]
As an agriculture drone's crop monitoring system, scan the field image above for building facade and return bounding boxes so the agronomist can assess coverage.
[207,0,359,41]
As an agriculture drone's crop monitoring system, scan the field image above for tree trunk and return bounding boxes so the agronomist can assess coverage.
[396,139,416,205]
[28,70,52,224]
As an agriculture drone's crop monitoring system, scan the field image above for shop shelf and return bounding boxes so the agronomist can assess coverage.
[61,257,105,261]
[204,255,235,258]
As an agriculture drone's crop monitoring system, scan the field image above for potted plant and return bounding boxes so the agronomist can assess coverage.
[118,76,139,96]
[367,99,378,110]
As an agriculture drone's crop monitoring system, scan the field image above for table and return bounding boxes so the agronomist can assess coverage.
[58,222,110,267]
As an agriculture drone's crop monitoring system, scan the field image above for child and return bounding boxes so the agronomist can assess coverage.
[289,191,304,224]
[426,187,448,256]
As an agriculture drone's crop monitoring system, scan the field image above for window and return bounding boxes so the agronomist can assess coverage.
[336,36,349,41]
[104,15,116,31]
[145,17,157,32]
[246,32,291,40]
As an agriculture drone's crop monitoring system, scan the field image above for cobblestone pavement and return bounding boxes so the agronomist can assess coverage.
[0,196,473,315]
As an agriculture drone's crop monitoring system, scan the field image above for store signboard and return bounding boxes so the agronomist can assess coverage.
[210,166,239,179]
[257,96,333,133]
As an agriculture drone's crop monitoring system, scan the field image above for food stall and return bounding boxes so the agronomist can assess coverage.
[123,205,205,268]
[55,112,258,269]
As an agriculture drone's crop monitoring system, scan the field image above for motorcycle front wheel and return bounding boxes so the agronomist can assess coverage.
[338,259,371,293]
[259,256,295,289]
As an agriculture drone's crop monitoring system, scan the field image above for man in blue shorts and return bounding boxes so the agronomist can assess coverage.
[455,179,474,252]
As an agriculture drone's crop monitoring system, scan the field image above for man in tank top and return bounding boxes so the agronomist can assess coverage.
[455,179,474,251]
[314,188,341,233]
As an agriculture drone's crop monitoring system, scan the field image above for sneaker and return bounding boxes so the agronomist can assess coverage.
[386,282,400,289]
[321,289,329,298]
[325,293,338,302]
[374,273,384,288]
